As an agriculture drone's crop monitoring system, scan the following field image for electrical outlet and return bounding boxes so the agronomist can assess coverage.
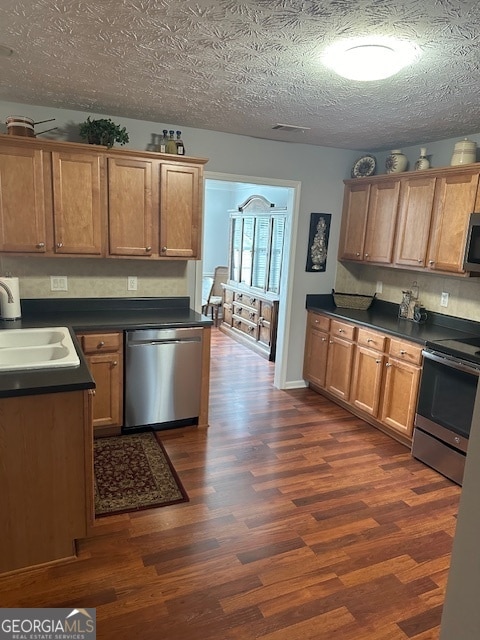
[50,276,68,292]
[375,281,383,294]
[127,276,137,291]
[440,291,449,307]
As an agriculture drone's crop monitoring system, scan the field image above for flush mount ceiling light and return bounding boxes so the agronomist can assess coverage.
[321,37,421,81]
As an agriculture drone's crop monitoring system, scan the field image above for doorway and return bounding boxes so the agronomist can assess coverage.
[197,171,301,389]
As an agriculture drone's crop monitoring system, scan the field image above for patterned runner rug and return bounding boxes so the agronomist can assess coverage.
[94,431,188,517]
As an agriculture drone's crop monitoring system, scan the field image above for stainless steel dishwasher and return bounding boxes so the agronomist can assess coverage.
[124,327,203,431]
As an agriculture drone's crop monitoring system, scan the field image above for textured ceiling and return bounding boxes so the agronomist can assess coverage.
[0,0,479,150]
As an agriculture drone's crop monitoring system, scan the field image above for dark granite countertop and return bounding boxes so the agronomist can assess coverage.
[306,294,480,344]
[0,297,212,399]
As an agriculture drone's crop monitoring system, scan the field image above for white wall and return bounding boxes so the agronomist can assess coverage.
[0,99,358,385]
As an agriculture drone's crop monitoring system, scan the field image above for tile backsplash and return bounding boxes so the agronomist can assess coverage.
[335,262,480,322]
[0,257,188,299]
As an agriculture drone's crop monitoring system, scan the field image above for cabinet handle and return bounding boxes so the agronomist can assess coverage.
[338,328,344,333]
[161,246,167,253]
[321,337,327,342]
[36,242,45,249]
[98,341,105,348]
[112,361,118,366]
[367,338,373,343]
[400,349,406,355]
[385,362,392,367]
[57,242,63,248]
[376,359,381,364]
[329,340,333,344]
[145,246,152,252]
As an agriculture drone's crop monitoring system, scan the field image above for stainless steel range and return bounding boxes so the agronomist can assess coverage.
[413,335,480,485]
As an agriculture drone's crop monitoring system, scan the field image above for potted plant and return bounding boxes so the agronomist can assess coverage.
[79,116,129,148]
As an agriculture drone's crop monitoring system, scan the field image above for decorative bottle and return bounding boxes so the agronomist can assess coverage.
[158,129,168,153]
[175,131,185,155]
[166,130,177,154]
[385,149,408,173]
[415,147,430,170]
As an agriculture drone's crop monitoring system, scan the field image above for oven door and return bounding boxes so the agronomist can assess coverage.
[415,349,479,452]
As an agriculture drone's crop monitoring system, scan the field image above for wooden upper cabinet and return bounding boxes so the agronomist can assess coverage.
[339,178,400,264]
[427,171,480,273]
[107,156,156,256]
[0,144,48,253]
[159,162,202,258]
[394,175,436,268]
[338,181,370,261]
[363,179,401,263]
[51,150,104,255]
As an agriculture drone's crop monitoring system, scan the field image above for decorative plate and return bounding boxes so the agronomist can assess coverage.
[351,154,377,178]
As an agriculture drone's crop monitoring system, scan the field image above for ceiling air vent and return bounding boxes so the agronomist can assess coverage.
[272,123,311,132]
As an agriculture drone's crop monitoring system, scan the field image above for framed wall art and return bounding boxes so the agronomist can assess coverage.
[305,212,331,272]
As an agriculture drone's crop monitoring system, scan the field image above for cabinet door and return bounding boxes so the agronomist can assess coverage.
[108,157,155,256]
[325,336,355,401]
[427,171,480,273]
[394,176,436,267]
[379,358,421,438]
[338,181,370,261]
[52,151,104,255]
[86,352,122,434]
[350,345,384,416]
[303,313,330,388]
[159,163,202,258]
[0,145,48,253]
[363,180,401,263]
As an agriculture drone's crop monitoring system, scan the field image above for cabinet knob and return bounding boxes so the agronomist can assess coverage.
[161,246,167,253]
[57,242,63,248]
[98,341,105,348]
[356,252,360,256]
[418,259,422,263]
[338,328,344,333]
[329,340,333,344]
[145,246,152,252]
[429,260,434,265]
[367,338,373,343]
[376,359,381,364]
[36,242,45,249]
[321,337,327,342]
[454,436,461,444]
[400,349,406,355]
[365,253,369,258]
[112,361,118,366]
[385,362,392,367]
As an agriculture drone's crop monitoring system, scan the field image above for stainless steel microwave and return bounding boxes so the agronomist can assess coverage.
[463,213,480,272]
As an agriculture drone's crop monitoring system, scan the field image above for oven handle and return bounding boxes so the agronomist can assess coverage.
[422,349,480,377]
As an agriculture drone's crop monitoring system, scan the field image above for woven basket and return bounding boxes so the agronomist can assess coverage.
[332,290,375,310]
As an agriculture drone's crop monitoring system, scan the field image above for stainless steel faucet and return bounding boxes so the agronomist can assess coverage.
[0,281,14,303]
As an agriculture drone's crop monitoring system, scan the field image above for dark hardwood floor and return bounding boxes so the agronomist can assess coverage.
[0,329,461,639]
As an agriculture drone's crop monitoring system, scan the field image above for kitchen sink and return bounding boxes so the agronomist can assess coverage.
[0,327,80,371]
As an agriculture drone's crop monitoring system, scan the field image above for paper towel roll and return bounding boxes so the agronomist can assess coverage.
[0,277,21,319]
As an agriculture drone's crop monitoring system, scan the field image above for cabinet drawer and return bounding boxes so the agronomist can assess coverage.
[357,327,386,352]
[233,302,258,322]
[388,338,423,364]
[233,315,257,338]
[234,292,260,310]
[80,332,122,354]
[330,319,355,341]
[308,312,330,332]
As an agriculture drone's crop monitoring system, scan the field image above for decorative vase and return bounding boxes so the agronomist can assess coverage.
[385,149,408,173]
[415,147,430,170]
[450,138,477,166]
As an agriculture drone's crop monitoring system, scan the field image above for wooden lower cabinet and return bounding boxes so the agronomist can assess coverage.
[0,390,93,574]
[221,283,279,361]
[304,311,422,445]
[77,331,123,437]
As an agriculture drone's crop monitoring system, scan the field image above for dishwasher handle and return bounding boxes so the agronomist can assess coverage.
[128,337,202,346]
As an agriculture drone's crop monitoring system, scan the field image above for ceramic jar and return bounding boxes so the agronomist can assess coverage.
[450,138,477,166]
[415,147,430,170]
[385,149,408,173]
